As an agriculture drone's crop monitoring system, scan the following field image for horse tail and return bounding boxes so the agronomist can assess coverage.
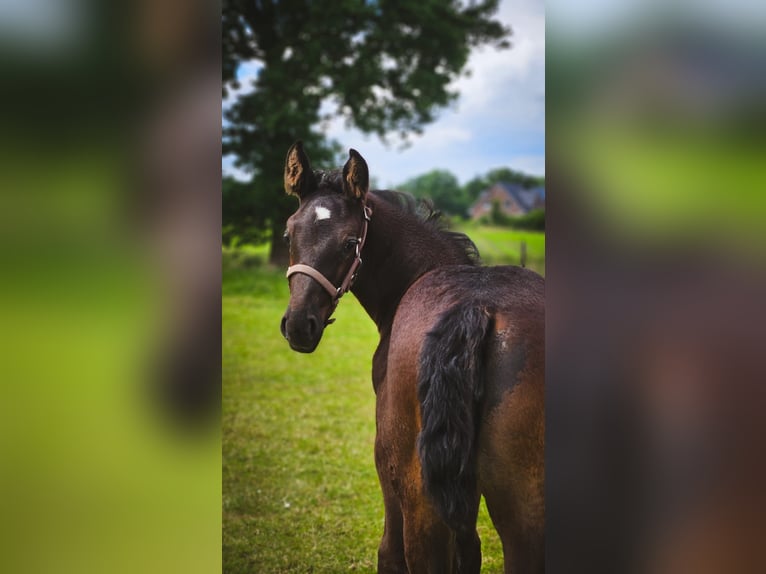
[417,303,492,532]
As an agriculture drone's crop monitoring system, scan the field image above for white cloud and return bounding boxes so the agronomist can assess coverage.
[454,0,544,111]
[449,0,545,141]
[410,126,474,149]
[329,0,546,183]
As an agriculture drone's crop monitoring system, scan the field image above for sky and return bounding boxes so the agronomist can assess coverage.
[223,0,545,187]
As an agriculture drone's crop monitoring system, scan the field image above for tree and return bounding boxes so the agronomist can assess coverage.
[223,0,511,264]
[397,169,469,217]
[222,176,271,247]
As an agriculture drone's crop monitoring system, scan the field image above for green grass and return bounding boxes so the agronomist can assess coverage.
[455,221,545,274]
[223,225,544,572]
[223,265,383,571]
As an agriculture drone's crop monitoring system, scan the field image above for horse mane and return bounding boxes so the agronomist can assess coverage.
[371,189,481,265]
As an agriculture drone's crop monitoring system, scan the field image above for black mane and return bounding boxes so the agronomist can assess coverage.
[371,189,481,265]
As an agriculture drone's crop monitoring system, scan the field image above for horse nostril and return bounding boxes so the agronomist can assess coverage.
[280,316,288,339]
[307,315,318,338]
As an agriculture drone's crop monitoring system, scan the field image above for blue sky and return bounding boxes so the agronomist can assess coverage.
[223,0,544,187]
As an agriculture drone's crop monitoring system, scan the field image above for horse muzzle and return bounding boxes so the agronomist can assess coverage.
[280,307,325,353]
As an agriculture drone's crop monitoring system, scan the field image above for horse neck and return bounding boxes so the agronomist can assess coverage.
[351,194,472,331]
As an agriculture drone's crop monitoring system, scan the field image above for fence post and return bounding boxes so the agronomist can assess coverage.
[520,240,527,268]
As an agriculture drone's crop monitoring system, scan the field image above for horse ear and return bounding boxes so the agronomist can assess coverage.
[342,149,369,200]
[284,141,316,199]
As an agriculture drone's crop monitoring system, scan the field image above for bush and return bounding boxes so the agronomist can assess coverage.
[511,209,545,231]
[486,202,545,231]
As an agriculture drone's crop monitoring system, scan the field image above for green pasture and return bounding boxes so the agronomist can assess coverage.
[223,225,544,572]
[455,222,545,273]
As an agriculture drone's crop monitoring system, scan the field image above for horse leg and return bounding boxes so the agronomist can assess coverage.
[485,502,544,574]
[480,384,544,571]
[482,443,545,574]
[377,501,407,573]
[455,523,482,573]
[375,440,408,572]
[397,496,482,573]
[478,313,545,573]
[401,493,455,573]
[376,433,460,572]
[377,489,407,572]
[482,436,544,574]
[482,406,545,574]
[399,463,482,573]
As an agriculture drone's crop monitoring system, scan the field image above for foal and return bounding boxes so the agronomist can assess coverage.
[280,142,544,573]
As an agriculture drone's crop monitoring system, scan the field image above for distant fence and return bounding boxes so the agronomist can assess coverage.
[520,240,527,268]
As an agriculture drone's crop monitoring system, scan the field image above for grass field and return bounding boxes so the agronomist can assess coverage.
[454,222,545,273]
[223,224,544,572]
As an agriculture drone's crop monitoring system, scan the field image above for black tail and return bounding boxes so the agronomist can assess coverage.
[417,303,492,532]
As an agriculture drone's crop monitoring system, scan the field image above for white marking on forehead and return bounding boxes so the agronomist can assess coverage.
[314,206,332,221]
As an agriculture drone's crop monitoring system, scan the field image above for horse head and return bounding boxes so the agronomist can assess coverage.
[280,141,371,352]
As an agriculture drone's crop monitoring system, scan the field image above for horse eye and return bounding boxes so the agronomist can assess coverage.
[283,231,290,246]
[344,238,358,252]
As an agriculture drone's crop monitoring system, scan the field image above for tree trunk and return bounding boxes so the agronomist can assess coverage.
[268,216,290,267]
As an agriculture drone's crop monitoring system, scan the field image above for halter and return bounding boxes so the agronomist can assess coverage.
[286,202,372,323]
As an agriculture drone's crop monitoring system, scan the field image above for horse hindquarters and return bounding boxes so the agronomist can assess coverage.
[418,303,545,574]
[478,312,545,574]
[376,301,488,573]
[380,265,544,573]
[417,303,492,534]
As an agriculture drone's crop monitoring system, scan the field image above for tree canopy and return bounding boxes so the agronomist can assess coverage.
[222,0,511,263]
[397,169,468,216]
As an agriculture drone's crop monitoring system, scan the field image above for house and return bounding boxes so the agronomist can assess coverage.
[470,182,545,220]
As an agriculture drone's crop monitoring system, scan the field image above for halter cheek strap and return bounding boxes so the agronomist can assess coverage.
[285,203,372,319]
